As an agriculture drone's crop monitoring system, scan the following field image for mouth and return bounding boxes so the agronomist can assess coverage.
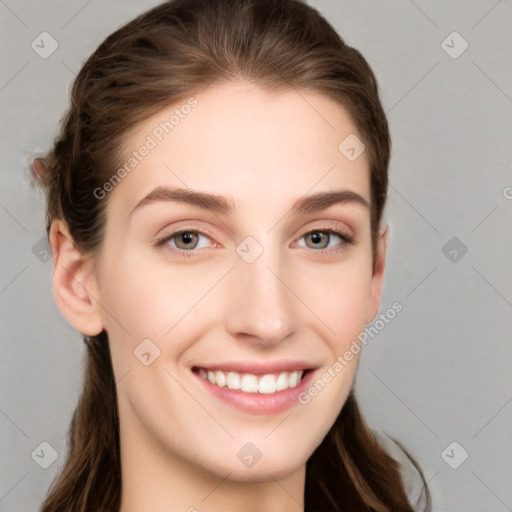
[191,363,315,415]
[193,367,309,394]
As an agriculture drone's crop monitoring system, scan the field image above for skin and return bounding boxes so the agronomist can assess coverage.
[50,80,388,511]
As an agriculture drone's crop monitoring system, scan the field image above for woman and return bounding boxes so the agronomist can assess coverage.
[34,0,431,510]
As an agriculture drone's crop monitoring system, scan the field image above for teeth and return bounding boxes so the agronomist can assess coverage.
[227,371,241,390]
[198,368,304,394]
[276,372,288,391]
[258,374,277,394]
[241,374,258,393]
[215,370,226,387]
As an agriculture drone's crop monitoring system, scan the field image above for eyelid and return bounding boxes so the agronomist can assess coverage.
[154,222,218,243]
[298,220,353,238]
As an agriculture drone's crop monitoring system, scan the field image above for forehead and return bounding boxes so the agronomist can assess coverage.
[107,81,370,215]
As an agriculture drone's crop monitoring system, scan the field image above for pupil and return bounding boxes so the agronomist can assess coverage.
[180,232,196,247]
[311,232,325,246]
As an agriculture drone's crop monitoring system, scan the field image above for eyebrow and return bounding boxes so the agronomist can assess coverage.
[129,185,369,219]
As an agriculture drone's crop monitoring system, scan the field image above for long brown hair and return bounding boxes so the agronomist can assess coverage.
[35,0,431,510]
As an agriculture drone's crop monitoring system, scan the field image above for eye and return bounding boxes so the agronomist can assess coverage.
[154,229,214,258]
[297,228,354,252]
[154,226,355,260]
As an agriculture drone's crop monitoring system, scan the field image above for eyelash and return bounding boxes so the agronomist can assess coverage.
[153,226,355,260]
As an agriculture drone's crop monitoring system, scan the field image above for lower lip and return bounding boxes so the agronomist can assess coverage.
[193,369,314,415]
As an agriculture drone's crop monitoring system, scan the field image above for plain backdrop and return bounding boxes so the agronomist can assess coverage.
[1,1,511,511]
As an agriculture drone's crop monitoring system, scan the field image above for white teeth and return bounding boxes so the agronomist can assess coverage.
[276,372,288,391]
[227,371,241,390]
[258,374,277,394]
[240,374,259,393]
[215,370,226,387]
[198,368,304,394]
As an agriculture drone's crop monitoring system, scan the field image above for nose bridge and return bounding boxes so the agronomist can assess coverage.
[224,240,298,345]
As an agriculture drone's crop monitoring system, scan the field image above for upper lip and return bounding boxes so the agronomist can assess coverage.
[192,360,317,375]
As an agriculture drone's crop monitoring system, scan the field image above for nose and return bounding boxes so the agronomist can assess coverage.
[224,244,299,348]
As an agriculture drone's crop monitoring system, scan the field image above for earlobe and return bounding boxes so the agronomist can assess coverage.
[49,219,104,336]
[366,225,389,324]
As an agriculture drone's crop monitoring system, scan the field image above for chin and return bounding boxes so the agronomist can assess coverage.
[218,442,309,482]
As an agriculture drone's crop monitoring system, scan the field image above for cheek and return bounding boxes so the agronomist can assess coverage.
[294,256,373,350]
[291,261,372,441]
[96,250,230,379]
[98,250,207,335]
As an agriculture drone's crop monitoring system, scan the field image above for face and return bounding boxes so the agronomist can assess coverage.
[88,81,386,483]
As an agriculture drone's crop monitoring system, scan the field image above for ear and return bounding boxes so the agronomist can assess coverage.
[366,224,389,324]
[49,219,104,336]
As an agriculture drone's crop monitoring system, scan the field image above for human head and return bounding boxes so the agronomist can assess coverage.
[35,1,430,511]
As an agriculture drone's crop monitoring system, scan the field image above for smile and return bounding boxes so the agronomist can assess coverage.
[192,363,315,415]
[198,368,304,394]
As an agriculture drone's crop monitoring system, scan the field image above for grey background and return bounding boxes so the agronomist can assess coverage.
[1,0,511,511]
